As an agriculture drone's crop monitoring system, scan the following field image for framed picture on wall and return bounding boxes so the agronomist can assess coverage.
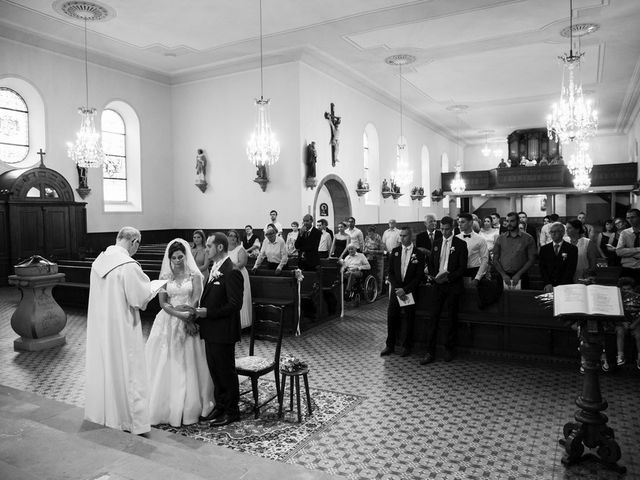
[319,203,329,216]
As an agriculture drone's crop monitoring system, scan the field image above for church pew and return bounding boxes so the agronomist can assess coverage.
[249,273,299,333]
[53,264,162,317]
[412,285,577,358]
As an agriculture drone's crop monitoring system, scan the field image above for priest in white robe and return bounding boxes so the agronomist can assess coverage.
[84,226,159,435]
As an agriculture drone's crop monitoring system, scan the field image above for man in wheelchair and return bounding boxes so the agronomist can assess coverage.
[339,243,371,305]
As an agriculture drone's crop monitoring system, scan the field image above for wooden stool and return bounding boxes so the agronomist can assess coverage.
[279,367,312,422]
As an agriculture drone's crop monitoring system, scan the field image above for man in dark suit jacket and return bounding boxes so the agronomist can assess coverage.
[415,214,443,258]
[381,226,425,357]
[295,214,322,270]
[518,211,538,247]
[420,216,468,365]
[539,222,578,292]
[195,232,244,426]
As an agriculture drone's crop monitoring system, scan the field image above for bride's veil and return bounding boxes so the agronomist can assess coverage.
[159,238,204,294]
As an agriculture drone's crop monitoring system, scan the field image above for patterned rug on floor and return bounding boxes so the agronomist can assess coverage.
[157,378,365,462]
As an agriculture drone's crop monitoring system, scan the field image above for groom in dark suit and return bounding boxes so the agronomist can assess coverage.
[196,232,244,426]
[420,216,468,364]
[539,222,578,292]
[381,226,425,357]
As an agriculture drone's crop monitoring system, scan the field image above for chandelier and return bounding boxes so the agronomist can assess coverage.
[67,17,106,169]
[450,115,465,194]
[566,141,593,190]
[386,54,415,187]
[246,0,280,166]
[546,0,597,144]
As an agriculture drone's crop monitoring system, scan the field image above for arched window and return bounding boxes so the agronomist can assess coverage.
[101,109,126,202]
[0,78,45,167]
[421,145,431,207]
[0,88,29,164]
[363,123,379,206]
[101,100,141,212]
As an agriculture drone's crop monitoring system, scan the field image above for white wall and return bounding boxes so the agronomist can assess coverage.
[298,62,455,226]
[0,38,174,232]
[171,63,301,229]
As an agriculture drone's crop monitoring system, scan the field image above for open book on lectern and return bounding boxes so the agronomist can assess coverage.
[553,284,624,317]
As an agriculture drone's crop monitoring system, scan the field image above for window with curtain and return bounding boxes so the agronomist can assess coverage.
[101,109,127,202]
[0,87,29,164]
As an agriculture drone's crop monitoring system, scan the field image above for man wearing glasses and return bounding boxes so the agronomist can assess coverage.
[616,208,640,283]
[252,225,288,274]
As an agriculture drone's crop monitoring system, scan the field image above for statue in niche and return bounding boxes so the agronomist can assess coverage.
[77,165,88,189]
[195,149,207,183]
[306,141,317,179]
[324,103,341,167]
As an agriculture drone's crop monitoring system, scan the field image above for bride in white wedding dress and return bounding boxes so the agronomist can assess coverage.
[145,238,214,426]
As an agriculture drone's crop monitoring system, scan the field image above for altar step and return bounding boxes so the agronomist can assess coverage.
[0,384,340,480]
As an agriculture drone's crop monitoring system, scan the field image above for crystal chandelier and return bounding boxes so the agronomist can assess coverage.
[566,141,593,190]
[246,0,280,166]
[450,116,465,194]
[481,130,492,157]
[386,54,415,187]
[67,18,105,169]
[546,0,597,144]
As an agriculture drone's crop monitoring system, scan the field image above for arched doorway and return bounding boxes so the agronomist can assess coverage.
[313,174,352,230]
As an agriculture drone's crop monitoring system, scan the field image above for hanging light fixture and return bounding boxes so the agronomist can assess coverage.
[246,0,280,166]
[67,16,106,169]
[566,141,593,190]
[385,54,415,187]
[481,130,492,157]
[450,115,466,194]
[546,0,598,144]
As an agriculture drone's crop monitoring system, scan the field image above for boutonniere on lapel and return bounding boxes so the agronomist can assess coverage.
[561,252,568,261]
[410,253,418,264]
[210,271,223,282]
[450,246,456,253]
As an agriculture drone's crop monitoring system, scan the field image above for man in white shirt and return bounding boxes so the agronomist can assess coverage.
[264,210,283,237]
[345,216,364,252]
[317,219,332,259]
[456,212,489,288]
[381,219,401,254]
[252,226,288,274]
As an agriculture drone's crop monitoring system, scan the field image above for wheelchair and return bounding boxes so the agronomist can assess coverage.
[342,257,379,306]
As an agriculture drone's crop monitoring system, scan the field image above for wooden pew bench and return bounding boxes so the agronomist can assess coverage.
[412,285,577,358]
[249,273,299,333]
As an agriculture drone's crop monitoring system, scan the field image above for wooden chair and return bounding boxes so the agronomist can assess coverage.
[235,304,285,418]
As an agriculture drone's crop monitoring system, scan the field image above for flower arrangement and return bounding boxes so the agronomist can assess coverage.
[357,178,370,190]
[431,188,444,202]
[280,353,308,373]
[411,186,425,196]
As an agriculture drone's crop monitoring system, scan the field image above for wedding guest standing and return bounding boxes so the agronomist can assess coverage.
[330,222,349,259]
[539,222,578,292]
[85,227,162,435]
[227,230,253,329]
[381,226,425,358]
[191,229,209,275]
[295,214,322,270]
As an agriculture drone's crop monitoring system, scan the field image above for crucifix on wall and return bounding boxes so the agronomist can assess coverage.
[324,103,341,167]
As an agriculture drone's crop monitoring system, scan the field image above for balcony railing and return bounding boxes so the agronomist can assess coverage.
[441,163,637,193]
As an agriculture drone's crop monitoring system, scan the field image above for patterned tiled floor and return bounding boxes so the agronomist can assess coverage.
[1,286,639,479]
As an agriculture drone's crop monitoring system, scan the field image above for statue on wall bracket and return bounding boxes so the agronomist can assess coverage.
[254,164,269,192]
[305,141,317,189]
[76,165,91,199]
[324,102,341,167]
[195,149,208,193]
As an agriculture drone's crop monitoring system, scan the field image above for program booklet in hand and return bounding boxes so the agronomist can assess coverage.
[553,284,624,317]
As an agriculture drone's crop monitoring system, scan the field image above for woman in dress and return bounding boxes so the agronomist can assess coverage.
[479,216,499,252]
[565,219,597,282]
[191,229,209,275]
[227,230,252,329]
[286,221,300,258]
[330,222,349,258]
[146,239,214,427]
[597,219,619,267]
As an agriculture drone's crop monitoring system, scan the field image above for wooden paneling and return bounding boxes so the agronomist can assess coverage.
[43,206,70,259]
